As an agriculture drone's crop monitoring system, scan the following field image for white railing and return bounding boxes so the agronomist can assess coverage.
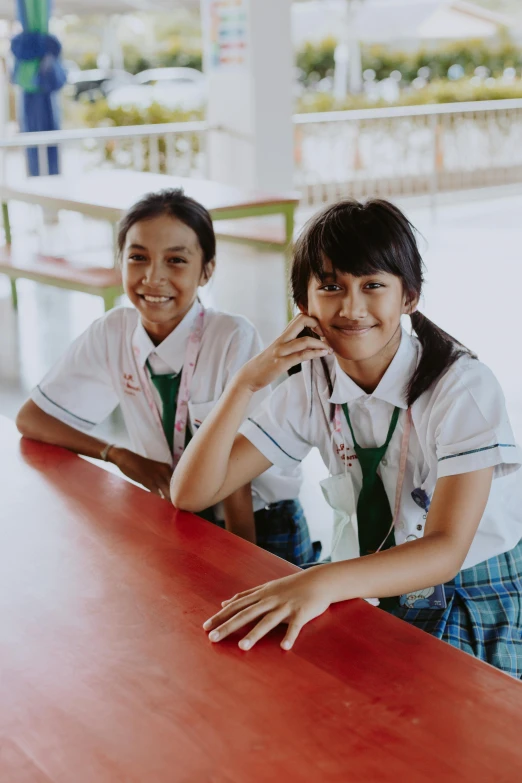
[294,98,522,205]
[2,99,522,206]
[0,120,209,183]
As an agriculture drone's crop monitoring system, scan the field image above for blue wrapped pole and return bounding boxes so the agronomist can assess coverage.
[10,0,67,176]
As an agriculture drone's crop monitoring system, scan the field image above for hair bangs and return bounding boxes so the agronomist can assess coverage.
[316,205,406,281]
[292,199,424,308]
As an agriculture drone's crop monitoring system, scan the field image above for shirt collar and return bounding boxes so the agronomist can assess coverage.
[131,299,201,373]
[328,327,419,409]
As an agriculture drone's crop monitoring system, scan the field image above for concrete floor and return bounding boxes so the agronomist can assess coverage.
[2,188,522,555]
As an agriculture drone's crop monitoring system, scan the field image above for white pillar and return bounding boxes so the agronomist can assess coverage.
[349,38,363,94]
[334,0,364,99]
[201,0,294,191]
[333,43,349,102]
[99,15,124,71]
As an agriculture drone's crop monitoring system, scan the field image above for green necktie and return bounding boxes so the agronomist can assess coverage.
[342,404,401,612]
[146,360,191,454]
[341,403,400,557]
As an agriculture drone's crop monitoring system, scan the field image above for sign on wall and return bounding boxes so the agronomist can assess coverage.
[207,0,249,70]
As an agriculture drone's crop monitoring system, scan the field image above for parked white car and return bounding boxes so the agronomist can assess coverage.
[107,67,207,111]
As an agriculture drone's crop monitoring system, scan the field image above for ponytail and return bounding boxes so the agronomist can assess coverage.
[407,312,476,406]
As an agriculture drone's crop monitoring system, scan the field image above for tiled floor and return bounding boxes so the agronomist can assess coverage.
[2,188,522,556]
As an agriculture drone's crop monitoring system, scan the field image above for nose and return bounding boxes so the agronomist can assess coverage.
[338,288,367,321]
[142,259,166,287]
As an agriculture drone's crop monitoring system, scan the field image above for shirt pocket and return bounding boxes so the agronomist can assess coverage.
[188,400,219,433]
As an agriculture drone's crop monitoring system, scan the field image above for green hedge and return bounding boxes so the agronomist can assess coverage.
[296,77,522,113]
[83,100,204,127]
[123,44,203,75]
[79,101,204,174]
[296,34,522,85]
[296,37,337,82]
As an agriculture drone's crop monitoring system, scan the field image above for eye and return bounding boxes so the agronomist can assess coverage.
[319,284,342,292]
[167,256,188,265]
[128,253,147,262]
[364,282,385,290]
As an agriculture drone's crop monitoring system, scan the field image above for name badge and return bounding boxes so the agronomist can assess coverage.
[399,583,447,610]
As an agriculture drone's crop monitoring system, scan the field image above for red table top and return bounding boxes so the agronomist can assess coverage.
[1,416,521,783]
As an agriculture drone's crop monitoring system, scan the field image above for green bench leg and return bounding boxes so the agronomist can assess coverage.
[10,278,18,311]
[2,202,12,245]
[102,289,121,312]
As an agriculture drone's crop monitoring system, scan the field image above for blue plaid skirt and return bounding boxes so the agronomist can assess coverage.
[214,499,321,567]
[391,539,522,678]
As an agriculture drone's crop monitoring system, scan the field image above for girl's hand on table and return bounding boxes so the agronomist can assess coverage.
[110,447,172,499]
[203,567,333,651]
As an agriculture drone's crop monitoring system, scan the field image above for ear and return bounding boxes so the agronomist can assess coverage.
[403,292,419,315]
[199,258,215,287]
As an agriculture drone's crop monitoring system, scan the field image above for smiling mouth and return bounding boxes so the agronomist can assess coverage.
[332,324,375,334]
[139,294,174,304]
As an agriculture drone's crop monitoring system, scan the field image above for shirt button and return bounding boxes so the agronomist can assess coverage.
[416,524,423,531]
[381,458,388,467]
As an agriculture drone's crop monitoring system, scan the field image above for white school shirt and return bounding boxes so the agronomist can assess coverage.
[240,328,522,569]
[31,300,301,510]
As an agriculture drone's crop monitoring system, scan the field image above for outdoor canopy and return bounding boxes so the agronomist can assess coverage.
[0,0,185,15]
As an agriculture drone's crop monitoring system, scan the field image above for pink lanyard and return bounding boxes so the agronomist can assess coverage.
[172,303,205,465]
[134,302,206,465]
[333,404,412,552]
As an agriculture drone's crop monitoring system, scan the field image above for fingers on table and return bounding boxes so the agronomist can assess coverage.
[157,471,173,500]
[281,618,305,651]
[238,608,289,650]
[206,599,273,642]
[221,586,264,607]
[204,592,261,631]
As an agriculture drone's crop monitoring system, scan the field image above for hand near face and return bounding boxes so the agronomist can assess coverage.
[237,313,333,393]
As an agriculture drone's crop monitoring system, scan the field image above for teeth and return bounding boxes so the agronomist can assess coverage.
[143,295,171,303]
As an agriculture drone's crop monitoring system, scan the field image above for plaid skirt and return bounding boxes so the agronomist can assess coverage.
[391,539,522,679]
[214,499,321,567]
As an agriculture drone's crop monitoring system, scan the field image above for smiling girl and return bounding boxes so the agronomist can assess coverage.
[171,199,522,677]
[16,189,316,565]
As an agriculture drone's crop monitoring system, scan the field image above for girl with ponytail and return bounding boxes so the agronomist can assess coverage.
[172,199,522,677]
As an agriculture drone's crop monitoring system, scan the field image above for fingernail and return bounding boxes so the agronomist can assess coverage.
[281,641,292,650]
[239,639,252,650]
[209,631,220,641]
[203,620,212,630]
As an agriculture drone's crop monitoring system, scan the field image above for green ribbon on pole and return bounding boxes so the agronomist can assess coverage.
[17,0,49,93]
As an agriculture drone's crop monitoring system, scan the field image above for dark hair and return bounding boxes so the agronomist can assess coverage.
[291,198,476,405]
[117,188,216,271]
